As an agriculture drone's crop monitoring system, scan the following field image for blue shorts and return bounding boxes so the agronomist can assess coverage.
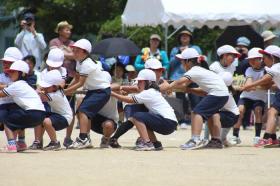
[193,95,229,120]
[78,88,111,119]
[132,112,177,135]
[46,112,69,131]
[91,114,117,134]
[124,104,148,119]
[272,90,280,112]
[4,106,45,131]
[219,111,239,128]
[0,103,18,131]
[238,98,265,111]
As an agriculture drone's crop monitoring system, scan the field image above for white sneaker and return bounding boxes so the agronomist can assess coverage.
[72,137,93,149]
[228,136,241,145]
[253,136,261,145]
[180,139,205,150]
[180,123,188,130]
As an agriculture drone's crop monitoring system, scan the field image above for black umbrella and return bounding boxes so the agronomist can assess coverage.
[92,37,141,57]
[216,25,264,49]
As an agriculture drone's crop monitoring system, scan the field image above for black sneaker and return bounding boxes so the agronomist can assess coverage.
[43,141,61,151]
[109,138,121,148]
[203,139,223,149]
[29,140,43,150]
[63,138,74,149]
[153,141,163,151]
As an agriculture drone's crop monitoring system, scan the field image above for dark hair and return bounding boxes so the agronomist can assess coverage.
[144,81,160,91]
[18,71,27,81]
[185,57,209,70]
[23,55,36,67]
[273,56,280,64]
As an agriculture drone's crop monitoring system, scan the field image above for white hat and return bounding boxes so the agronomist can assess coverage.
[261,30,277,42]
[176,48,199,60]
[259,45,280,58]
[7,60,29,74]
[134,69,156,81]
[1,47,23,62]
[217,45,241,57]
[144,58,164,70]
[125,65,136,72]
[46,48,64,67]
[218,72,233,86]
[246,48,263,59]
[38,70,63,88]
[71,39,92,53]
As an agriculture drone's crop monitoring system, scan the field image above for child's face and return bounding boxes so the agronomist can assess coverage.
[151,68,163,81]
[249,58,262,69]
[263,54,274,67]
[7,70,19,82]
[2,61,13,71]
[137,80,145,91]
[25,60,34,74]
[221,53,236,67]
[181,60,191,71]
[72,47,87,60]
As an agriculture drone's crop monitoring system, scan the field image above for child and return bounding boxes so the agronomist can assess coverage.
[23,55,37,89]
[242,45,280,147]
[230,48,266,146]
[38,70,73,150]
[160,48,230,150]
[64,39,111,149]
[0,60,45,152]
[111,69,178,151]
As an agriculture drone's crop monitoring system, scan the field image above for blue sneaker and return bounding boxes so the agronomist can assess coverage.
[180,139,204,150]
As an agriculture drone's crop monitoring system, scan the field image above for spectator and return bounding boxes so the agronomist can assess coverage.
[261,30,278,48]
[14,13,47,71]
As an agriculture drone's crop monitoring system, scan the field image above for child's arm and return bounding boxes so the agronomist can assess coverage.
[241,74,272,91]
[111,83,121,91]
[39,93,50,102]
[0,91,7,98]
[120,85,139,94]
[64,74,86,95]
[160,76,191,92]
[185,87,207,97]
[111,91,135,104]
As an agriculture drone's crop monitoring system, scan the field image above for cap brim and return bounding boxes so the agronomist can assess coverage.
[264,35,277,42]
[175,54,184,59]
[38,80,52,88]
[46,60,63,68]
[259,50,270,55]
[134,77,145,81]
[1,57,16,62]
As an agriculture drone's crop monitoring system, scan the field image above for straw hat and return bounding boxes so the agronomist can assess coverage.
[55,21,73,33]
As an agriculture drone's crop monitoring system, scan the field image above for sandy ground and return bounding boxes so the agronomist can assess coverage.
[0,126,280,186]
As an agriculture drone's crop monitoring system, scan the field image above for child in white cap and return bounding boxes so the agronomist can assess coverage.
[65,38,111,149]
[242,45,280,147]
[161,48,229,150]
[0,60,45,152]
[111,69,177,151]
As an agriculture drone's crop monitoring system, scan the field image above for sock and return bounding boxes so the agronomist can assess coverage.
[211,138,222,143]
[79,133,88,140]
[191,135,200,142]
[271,133,277,140]
[111,120,134,139]
[255,123,262,137]
[8,139,16,146]
[221,128,231,142]
[18,136,25,143]
[263,133,272,139]
[233,128,240,137]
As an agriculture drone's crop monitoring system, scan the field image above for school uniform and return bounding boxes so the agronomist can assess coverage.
[184,66,229,120]
[132,88,178,135]
[238,67,266,110]
[219,94,240,128]
[209,61,236,75]
[266,63,280,111]
[2,80,45,131]
[76,57,111,119]
[45,89,73,131]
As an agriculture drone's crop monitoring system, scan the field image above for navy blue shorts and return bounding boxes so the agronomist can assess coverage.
[0,103,18,131]
[193,95,229,120]
[132,112,177,135]
[272,90,280,112]
[78,88,111,119]
[46,112,69,131]
[43,102,51,113]
[124,104,148,119]
[4,106,46,131]
[91,114,117,134]
[238,98,265,111]
[219,111,239,128]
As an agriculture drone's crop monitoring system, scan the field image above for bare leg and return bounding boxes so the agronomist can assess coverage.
[147,129,157,142]
[78,112,90,134]
[34,125,44,142]
[4,125,15,140]
[233,105,245,129]
[265,107,278,133]
[129,118,150,142]
[43,118,57,142]
[209,114,221,139]
[65,114,75,139]
[102,121,116,138]
[191,113,204,136]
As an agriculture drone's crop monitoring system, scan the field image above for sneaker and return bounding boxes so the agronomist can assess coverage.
[100,136,110,148]
[135,137,143,146]
[263,139,280,148]
[180,123,188,130]
[153,141,163,151]
[109,138,121,148]
[63,138,74,149]
[71,137,93,149]
[16,141,27,152]
[253,137,261,146]
[228,136,241,146]
[180,139,204,150]
[29,140,43,150]
[43,141,61,151]
[255,138,273,147]
[203,139,223,149]
[135,141,155,151]
[4,144,17,153]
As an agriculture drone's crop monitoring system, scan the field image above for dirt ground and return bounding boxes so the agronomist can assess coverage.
[0,126,279,186]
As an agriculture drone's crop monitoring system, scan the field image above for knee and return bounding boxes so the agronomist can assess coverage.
[103,121,115,131]
[43,118,52,127]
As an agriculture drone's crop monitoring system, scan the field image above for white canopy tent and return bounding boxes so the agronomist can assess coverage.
[122,0,280,50]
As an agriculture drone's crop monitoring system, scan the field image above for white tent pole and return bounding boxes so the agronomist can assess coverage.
[127,27,141,39]
[164,25,168,52]
[268,89,271,109]
[167,25,183,39]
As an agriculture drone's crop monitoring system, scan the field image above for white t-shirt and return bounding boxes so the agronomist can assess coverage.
[184,66,229,96]
[265,63,280,89]
[98,97,119,123]
[76,58,110,90]
[221,93,240,115]
[3,80,45,111]
[41,67,67,80]
[0,73,13,105]
[209,61,236,75]
[46,90,73,124]
[132,88,177,122]
[240,67,266,101]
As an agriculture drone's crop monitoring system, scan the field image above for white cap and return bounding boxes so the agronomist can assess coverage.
[218,72,233,86]
[134,69,156,81]
[38,70,63,88]
[46,48,64,67]
[71,39,92,53]
[217,45,241,57]
[259,45,280,58]
[144,58,164,70]
[1,47,23,62]
[246,48,263,59]
[8,60,29,74]
[261,30,277,42]
[125,65,136,72]
[176,48,199,60]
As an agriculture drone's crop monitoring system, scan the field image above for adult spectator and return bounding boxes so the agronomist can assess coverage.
[261,30,278,48]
